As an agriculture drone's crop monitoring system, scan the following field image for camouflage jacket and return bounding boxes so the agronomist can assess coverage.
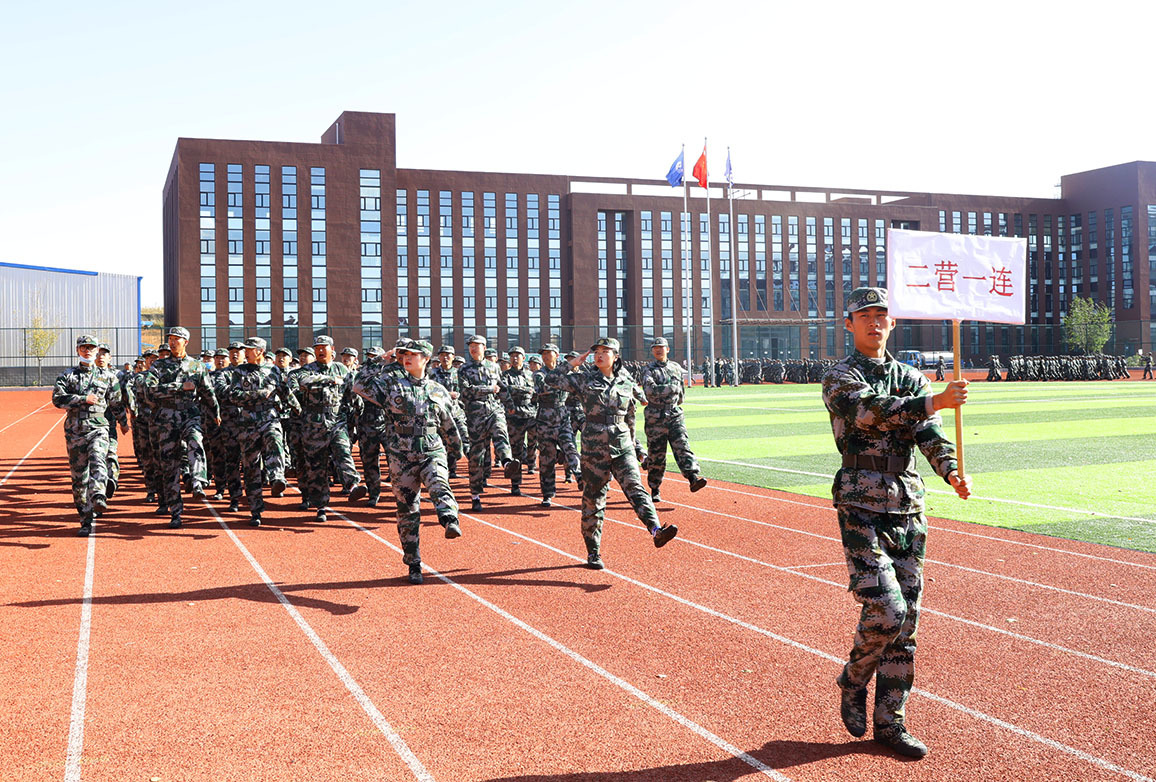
[372,372,462,460]
[145,355,219,419]
[52,364,120,432]
[227,363,284,423]
[428,364,461,397]
[100,367,129,428]
[499,367,538,419]
[270,365,300,419]
[290,360,351,428]
[125,371,151,418]
[640,360,686,410]
[459,357,503,413]
[209,367,241,424]
[548,365,641,459]
[821,349,957,514]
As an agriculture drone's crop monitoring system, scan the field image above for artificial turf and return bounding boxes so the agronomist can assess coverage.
[643,380,1156,553]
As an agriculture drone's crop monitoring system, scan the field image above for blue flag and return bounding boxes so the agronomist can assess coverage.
[725,148,733,186]
[666,149,684,187]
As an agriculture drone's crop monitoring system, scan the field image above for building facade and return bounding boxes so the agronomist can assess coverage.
[164,111,1156,362]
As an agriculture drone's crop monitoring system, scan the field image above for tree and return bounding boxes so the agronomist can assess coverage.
[1061,296,1113,355]
[25,291,60,386]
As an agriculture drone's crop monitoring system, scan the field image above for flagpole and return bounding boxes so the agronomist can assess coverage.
[705,137,715,382]
[952,318,965,476]
[727,146,738,387]
[681,152,692,387]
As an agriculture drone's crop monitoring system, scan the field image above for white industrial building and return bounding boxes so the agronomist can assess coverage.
[0,262,141,386]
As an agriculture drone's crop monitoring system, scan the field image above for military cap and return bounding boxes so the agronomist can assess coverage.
[228,341,245,351]
[314,335,334,347]
[541,343,560,353]
[242,336,267,351]
[590,337,621,352]
[341,347,359,357]
[274,346,292,356]
[97,342,110,352]
[508,345,526,356]
[484,347,498,358]
[437,344,455,355]
[157,345,172,353]
[167,326,191,340]
[564,350,580,360]
[528,355,542,365]
[394,338,414,350]
[452,355,465,365]
[407,339,434,357]
[214,348,229,357]
[845,287,888,315]
[143,348,159,357]
[200,350,212,357]
[365,346,385,357]
[467,335,487,345]
[76,334,99,347]
[651,337,669,348]
[298,347,316,358]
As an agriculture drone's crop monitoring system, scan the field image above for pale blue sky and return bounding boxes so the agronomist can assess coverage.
[2,0,1153,307]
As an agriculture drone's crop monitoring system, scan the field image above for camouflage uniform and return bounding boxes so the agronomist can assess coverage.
[459,340,518,499]
[547,342,675,564]
[429,353,471,477]
[125,359,160,501]
[204,351,234,499]
[822,346,958,732]
[532,356,581,501]
[639,353,704,497]
[351,350,390,502]
[52,340,119,529]
[499,348,537,494]
[370,341,463,575]
[100,358,129,496]
[227,342,291,519]
[289,341,363,514]
[143,337,219,524]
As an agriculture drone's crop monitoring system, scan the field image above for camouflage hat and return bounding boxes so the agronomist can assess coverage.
[508,345,526,356]
[541,343,560,353]
[528,354,542,365]
[97,342,110,352]
[452,355,465,365]
[228,341,245,351]
[467,335,487,345]
[651,337,669,348]
[590,337,621,353]
[157,345,172,353]
[564,350,580,360]
[200,349,212,357]
[242,336,267,351]
[76,334,99,347]
[167,326,191,340]
[407,339,434,357]
[274,346,292,356]
[341,347,359,357]
[314,335,334,347]
[484,347,498,358]
[299,347,316,358]
[214,348,229,357]
[365,345,385,358]
[845,287,888,315]
[436,344,455,355]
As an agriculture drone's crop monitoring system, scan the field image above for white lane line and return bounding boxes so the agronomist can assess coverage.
[785,562,845,570]
[205,505,435,782]
[63,529,96,782]
[695,457,1156,526]
[664,475,1156,571]
[638,488,1156,615]
[680,403,806,412]
[451,507,1155,782]
[0,417,61,488]
[0,401,53,435]
[330,509,792,782]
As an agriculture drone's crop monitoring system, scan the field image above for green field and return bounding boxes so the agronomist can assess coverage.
[646,381,1156,553]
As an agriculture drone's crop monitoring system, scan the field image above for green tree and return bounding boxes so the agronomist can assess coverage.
[25,295,60,386]
[1061,296,1113,354]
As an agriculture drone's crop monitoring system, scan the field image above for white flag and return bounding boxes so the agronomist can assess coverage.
[886,229,1027,324]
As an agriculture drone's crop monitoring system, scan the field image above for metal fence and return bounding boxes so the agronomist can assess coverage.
[1,327,142,387]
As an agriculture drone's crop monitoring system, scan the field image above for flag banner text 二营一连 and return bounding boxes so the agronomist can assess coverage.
[886,229,1027,324]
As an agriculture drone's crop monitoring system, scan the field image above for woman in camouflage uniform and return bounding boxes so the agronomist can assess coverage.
[547,338,677,569]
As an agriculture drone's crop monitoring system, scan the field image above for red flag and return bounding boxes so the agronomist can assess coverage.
[692,145,708,188]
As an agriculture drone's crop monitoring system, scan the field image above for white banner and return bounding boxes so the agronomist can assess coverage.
[886,229,1027,324]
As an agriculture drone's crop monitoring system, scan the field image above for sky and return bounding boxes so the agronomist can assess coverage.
[3,0,1154,308]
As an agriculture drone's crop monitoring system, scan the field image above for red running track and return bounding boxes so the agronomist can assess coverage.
[2,389,1154,781]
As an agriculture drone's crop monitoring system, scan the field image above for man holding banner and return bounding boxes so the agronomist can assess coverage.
[822,287,971,759]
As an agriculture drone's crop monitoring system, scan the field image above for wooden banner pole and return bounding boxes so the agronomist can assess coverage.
[952,318,964,476]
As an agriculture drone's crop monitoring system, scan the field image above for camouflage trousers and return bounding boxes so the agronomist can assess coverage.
[506,415,535,490]
[535,408,580,499]
[580,449,660,559]
[445,405,470,474]
[217,416,244,500]
[237,417,287,515]
[389,449,459,566]
[525,425,538,471]
[204,418,230,496]
[357,426,388,498]
[132,417,160,496]
[644,409,701,494]
[466,406,512,495]
[835,506,926,728]
[284,418,304,479]
[103,422,120,493]
[65,426,109,519]
[298,422,360,508]
[149,408,208,517]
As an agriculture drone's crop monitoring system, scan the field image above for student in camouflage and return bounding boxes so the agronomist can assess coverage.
[285,347,314,491]
[524,354,542,472]
[532,344,581,505]
[271,347,297,477]
[499,346,537,496]
[288,335,366,521]
[125,349,161,503]
[821,287,971,759]
[204,349,233,502]
[429,344,470,478]
[94,342,129,499]
[226,337,292,526]
[562,351,584,483]
[459,335,520,511]
[143,326,220,529]
[362,340,463,585]
[639,337,707,502]
[348,345,389,505]
[53,335,122,535]
[548,338,678,569]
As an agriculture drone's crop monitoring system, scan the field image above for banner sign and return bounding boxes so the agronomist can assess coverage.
[886,229,1027,324]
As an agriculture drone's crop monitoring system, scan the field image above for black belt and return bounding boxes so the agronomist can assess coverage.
[841,454,915,473]
[586,413,626,425]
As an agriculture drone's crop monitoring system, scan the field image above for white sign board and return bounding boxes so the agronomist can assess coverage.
[886,229,1027,324]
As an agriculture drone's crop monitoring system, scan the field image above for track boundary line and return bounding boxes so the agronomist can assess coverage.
[0,400,53,435]
[0,417,61,488]
[695,457,1156,526]
[204,504,435,782]
[329,509,792,781]
[63,528,95,782]
[449,506,1155,781]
